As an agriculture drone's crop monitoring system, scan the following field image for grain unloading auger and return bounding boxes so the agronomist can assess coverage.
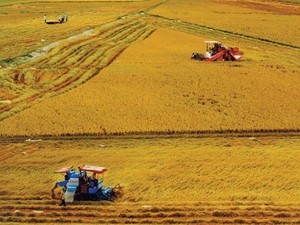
[191,41,243,62]
[51,165,124,202]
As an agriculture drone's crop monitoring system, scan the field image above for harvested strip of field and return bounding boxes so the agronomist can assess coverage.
[1,200,300,224]
[0,14,156,122]
[0,137,299,224]
[0,0,161,60]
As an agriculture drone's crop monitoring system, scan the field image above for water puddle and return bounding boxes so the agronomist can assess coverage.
[28,42,59,60]
[29,29,94,60]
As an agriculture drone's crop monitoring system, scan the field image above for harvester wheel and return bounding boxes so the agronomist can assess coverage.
[191,53,204,60]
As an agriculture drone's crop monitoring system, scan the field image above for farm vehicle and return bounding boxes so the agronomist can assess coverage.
[51,165,124,202]
[191,41,243,62]
[44,14,68,25]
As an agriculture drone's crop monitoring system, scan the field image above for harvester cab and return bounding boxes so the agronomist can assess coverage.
[51,165,124,202]
[191,40,243,62]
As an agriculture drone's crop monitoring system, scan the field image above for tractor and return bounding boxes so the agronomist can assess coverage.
[51,165,124,202]
[191,41,243,62]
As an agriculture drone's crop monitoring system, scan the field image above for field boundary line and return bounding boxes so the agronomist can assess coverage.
[147,14,300,50]
[0,129,299,142]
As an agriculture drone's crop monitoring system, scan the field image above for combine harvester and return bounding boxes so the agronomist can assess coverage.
[44,14,68,25]
[191,41,243,62]
[51,165,123,202]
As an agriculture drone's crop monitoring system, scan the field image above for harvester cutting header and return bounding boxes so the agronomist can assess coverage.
[191,41,243,62]
[51,165,123,203]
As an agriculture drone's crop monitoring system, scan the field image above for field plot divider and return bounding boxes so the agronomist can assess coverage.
[146,14,300,50]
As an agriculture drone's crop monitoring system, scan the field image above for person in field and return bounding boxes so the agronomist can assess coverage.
[89,172,98,188]
[79,171,89,200]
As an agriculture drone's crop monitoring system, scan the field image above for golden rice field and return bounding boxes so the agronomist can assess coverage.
[0,0,161,59]
[0,0,299,136]
[0,0,300,224]
[1,136,300,224]
[150,0,300,47]
[0,26,299,135]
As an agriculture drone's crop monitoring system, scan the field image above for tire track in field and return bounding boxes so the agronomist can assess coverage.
[36,23,153,94]
[0,15,156,121]
[39,20,142,68]
[0,198,299,224]
[67,22,148,68]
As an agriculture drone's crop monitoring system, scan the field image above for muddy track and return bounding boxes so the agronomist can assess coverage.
[0,198,299,224]
[0,15,156,121]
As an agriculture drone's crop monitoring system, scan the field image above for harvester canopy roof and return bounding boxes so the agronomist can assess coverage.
[204,40,222,44]
[80,165,108,174]
[55,166,73,173]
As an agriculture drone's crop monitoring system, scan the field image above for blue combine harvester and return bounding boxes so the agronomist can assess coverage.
[51,165,123,202]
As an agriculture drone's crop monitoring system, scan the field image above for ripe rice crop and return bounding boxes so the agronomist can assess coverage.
[0,1,299,224]
[149,0,300,47]
[0,0,299,136]
[0,137,299,224]
[0,0,161,60]
[1,137,299,203]
[0,27,299,136]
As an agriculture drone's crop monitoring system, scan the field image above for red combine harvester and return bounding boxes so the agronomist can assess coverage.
[191,41,243,62]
